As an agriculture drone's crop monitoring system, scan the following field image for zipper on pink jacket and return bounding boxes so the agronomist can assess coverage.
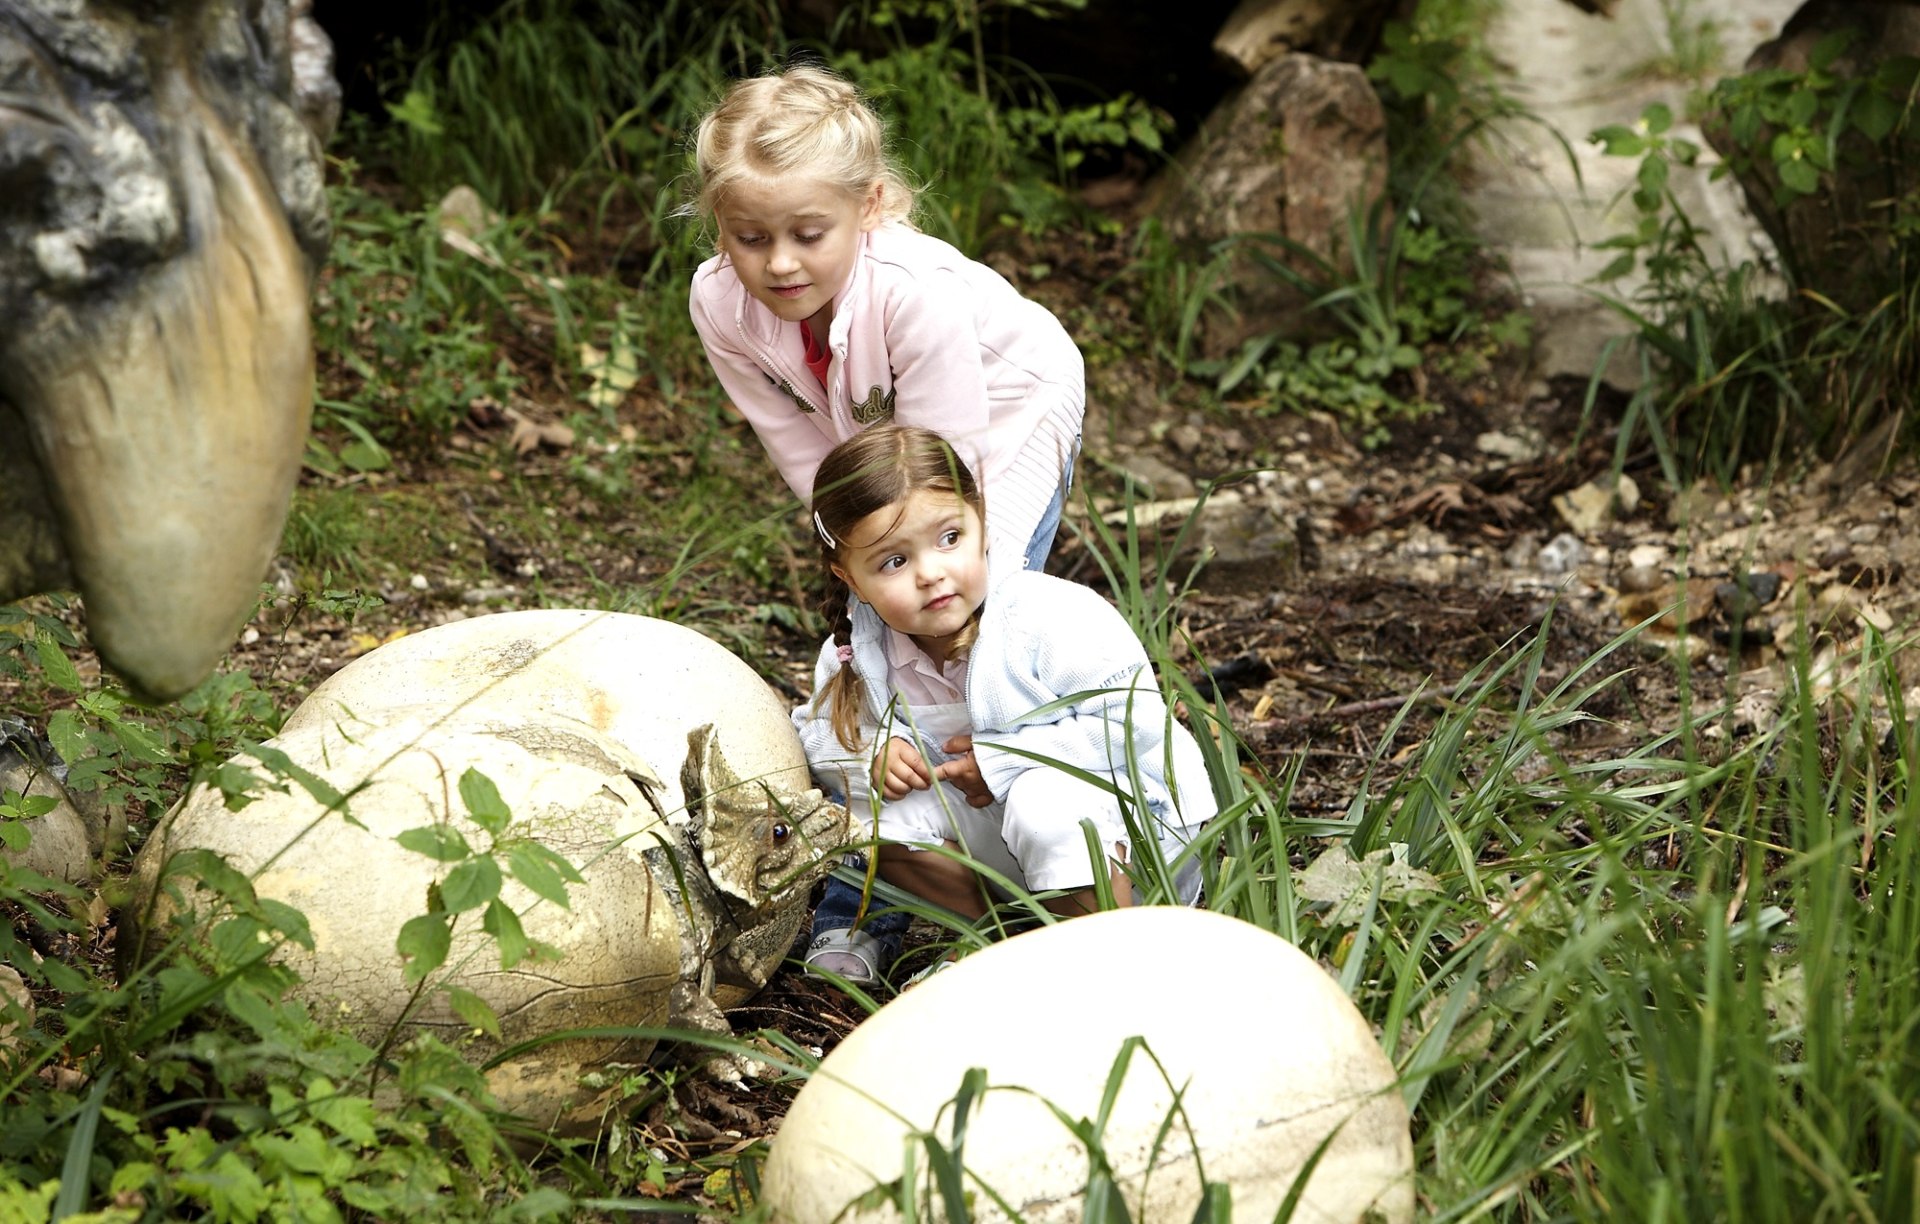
[736,317,827,417]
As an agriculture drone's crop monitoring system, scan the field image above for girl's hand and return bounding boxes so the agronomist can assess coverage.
[876,736,932,800]
[935,733,995,808]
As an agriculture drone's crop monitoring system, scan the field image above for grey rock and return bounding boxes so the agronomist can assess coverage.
[1538,532,1588,575]
[1148,52,1387,356]
[0,720,96,883]
[0,965,29,1056]
[1618,564,1665,594]
[1113,452,1197,500]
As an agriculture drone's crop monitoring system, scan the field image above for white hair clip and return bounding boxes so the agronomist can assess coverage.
[813,511,836,549]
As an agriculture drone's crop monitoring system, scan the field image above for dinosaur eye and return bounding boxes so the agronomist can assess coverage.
[772,821,791,842]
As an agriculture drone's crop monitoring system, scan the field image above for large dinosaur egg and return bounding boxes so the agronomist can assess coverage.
[280,610,810,817]
[762,907,1413,1223]
[129,612,845,1123]
[132,713,683,1121]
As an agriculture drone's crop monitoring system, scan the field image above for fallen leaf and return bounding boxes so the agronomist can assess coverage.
[1295,846,1442,925]
[581,334,641,413]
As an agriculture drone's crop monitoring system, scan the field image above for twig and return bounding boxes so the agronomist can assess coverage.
[1250,690,1443,731]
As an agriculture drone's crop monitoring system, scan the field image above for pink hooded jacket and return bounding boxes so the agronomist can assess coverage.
[689,222,1084,560]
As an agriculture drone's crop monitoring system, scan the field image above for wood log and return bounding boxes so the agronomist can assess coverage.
[1212,0,1348,76]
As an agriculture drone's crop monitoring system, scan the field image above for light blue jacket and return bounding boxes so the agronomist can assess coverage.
[793,568,1218,840]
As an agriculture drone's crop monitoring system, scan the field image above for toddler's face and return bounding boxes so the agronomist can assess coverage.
[831,489,988,663]
[716,174,882,332]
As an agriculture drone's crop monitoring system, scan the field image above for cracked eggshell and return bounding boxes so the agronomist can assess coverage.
[281,610,809,818]
[129,712,681,1122]
[763,907,1413,1224]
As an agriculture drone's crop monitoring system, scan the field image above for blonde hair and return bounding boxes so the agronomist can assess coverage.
[690,64,918,240]
[812,426,985,751]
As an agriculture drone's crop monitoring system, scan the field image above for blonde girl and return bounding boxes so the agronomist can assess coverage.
[687,64,1081,570]
[794,426,1212,938]
[688,65,1086,979]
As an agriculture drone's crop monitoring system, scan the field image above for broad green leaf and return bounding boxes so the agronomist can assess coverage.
[396,913,451,986]
[504,842,581,909]
[33,634,82,693]
[482,899,530,968]
[259,897,314,950]
[1590,125,1645,157]
[249,1124,353,1182]
[1809,27,1856,72]
[306,1083,380,1147]
[448,986,503,1040]
[113,719,169,763]
[1642,102,1673,135]
[211,762,267,810]
[441,856,502,913]
[1785,87,1819,127]
[460,768,511,837]
[1876,55,1920,93]
[1853,89,1900,142]
[396,824,473,863]
[247,744,347,810]
[1779,156,1821,195]
[165,847,257,907]
[3,792,59,819]
[1638,153,1670,195]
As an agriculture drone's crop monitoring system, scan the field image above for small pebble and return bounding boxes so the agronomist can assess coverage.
[1715,580,1763,622]
[1618,564,1664,594]
[409,573,429,591]
[1538,532,1587,575]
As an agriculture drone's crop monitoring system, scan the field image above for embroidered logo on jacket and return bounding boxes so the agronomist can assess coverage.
[779,379,819,414]
[852,385,896,424]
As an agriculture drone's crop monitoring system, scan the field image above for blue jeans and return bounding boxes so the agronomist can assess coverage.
[809,444,1079,963]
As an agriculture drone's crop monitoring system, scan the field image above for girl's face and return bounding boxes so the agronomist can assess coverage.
[716,174,883,332]
[831,489,988,663]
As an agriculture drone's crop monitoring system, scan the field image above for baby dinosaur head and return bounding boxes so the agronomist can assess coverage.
[683,725,852,908]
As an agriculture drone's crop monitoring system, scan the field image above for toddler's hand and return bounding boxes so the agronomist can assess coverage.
[935,733,995,808]
[875,736,932,800]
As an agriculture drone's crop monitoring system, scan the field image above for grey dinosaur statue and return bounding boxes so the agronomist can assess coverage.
[0,0,332,701]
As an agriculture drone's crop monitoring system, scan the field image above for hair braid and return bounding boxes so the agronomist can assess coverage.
[816,565,867,751]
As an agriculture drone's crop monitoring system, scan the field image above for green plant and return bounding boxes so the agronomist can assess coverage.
[1104,218,1234,374]
[1630,0,1727,84]
[1368,0,1523,200]
[843,32,1168,251]
[312,176,526,446]
[377,0,784,211]
[1200,184,1527,447]
[387,768,586,1041]
[1710,33,1917,213]
[1588,37,1920,481]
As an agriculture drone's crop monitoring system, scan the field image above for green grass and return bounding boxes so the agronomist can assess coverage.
[9,487,1920,1218]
